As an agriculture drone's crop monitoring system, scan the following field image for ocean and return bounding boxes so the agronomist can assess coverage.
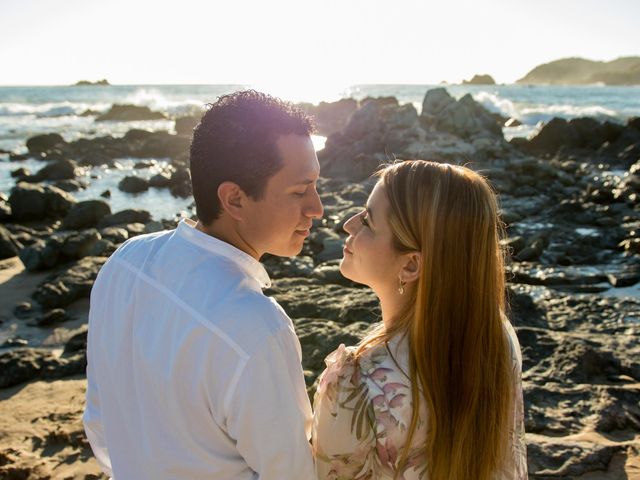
[1,83,640,221]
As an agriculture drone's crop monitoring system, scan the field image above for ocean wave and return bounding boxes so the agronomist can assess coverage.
[518,105,620,125]
[473,92,519,119]
[123,88,206,116]
[471,92,621,125]
[0,101,110,117]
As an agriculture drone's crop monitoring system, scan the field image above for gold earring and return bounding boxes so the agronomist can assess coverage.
[398,279,405,295]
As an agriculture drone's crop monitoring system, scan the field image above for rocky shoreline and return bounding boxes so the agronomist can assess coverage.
[0,89,639,478]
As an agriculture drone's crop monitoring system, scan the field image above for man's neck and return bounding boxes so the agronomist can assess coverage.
[195,219,261,260]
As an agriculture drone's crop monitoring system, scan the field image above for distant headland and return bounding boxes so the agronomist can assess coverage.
[516,56,640,85]
[74,79,110,86]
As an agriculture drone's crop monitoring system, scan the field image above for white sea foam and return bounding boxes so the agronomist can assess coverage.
[518,104,619,125]
[473,92,519,119]
[123,88,205,116]
[0,101,110,117]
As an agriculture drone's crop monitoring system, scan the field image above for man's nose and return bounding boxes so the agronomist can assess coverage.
[306,188,324,219]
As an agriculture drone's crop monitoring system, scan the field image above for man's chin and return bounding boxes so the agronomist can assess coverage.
[267,243,304,258]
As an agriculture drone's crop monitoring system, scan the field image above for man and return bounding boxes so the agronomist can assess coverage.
[83,90,323,479]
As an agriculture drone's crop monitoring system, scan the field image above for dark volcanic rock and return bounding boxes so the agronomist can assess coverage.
[9,183,76,221]
[62,200,111,229]
[10,167,30,178]
[63,327,88,354]
[175,115,200,136]
[96,104,167,121]
[118,175,149,193]
[60,229,103,259]
[98,209,152,228]
[267,277,379,325]
[149,172,172,188]
[26,133,66,155]
[32,256,107,308]
[299,99,358,136]
[24,159,78,182]
[0,225,22,259]
[421,88,503,138]
[0,348,86,388]
[37,308,69,326]
[19,238,61,271]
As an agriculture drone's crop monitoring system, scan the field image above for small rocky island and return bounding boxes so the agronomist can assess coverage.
[517,56,640,85]
[463,74,496,85]
[74,79,110,86]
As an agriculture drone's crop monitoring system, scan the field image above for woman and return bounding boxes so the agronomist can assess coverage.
[312,160,527,479]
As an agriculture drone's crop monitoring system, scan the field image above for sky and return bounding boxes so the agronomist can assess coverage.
[1,0,638,88]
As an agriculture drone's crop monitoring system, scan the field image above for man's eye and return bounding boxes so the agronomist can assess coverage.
[293,190,306,197]
[360,213,370,227]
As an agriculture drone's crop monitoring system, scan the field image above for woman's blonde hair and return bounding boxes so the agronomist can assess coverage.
[356,160,514,480]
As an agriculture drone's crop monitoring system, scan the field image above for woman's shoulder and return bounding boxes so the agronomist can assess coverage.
[503,319,523,371]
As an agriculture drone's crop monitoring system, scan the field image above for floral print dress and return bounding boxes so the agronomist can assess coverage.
[312,322,528,480]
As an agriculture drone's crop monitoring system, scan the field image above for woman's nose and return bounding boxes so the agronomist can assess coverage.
[343,213,358,235]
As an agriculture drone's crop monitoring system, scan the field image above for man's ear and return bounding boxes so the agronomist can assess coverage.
[399,251,422,284]
[217,181,247,221]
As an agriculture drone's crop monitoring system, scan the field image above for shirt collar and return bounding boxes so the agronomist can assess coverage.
[176,219,272,289]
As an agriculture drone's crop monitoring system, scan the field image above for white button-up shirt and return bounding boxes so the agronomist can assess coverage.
[83,219,314,480]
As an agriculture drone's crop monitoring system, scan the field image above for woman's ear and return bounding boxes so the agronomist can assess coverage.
[399,251,422,284]
[217,181,246,221]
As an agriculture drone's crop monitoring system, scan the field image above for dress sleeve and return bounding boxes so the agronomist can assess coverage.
[312,344,377,480]
[505,323,528,479]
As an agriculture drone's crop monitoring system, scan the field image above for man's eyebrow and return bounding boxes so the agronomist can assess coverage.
[292,178,316,186]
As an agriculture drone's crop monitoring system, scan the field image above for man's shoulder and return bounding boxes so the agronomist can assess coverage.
[201,290,293,356]
[109,228,174,261]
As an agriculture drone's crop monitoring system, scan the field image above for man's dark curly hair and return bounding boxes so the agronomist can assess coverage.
[189,90,315,225]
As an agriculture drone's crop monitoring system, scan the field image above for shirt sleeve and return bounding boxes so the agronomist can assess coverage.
[83,349,114,477]
[506,323,528,479]
[312,344,377,480]
[224,325,315,480]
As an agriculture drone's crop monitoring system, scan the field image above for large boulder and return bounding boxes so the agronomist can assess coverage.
[32,256,107,308]
[175,115,200,136]
[299,99,358,136]
[318,99,422,180]
[0,347,86,389]
[19,238,61,271]
[522,117,625,155]
[62,200,111,229]
[9,183,76,221]
[421,88,503,138]
[118,175,149,193]
[24,159,78,182]
[26,133,66,155]
[96,104,167,121]
[98,209,152,228]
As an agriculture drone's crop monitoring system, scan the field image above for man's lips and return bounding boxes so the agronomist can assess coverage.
[295,228,311,237]
[343,241,353,255]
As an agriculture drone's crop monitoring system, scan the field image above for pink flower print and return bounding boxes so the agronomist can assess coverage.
[369,367,394,383]
[388,394,406,408]
[382,383,407,395]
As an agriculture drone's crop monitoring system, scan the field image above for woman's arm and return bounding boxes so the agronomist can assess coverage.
[312,345,377,480]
